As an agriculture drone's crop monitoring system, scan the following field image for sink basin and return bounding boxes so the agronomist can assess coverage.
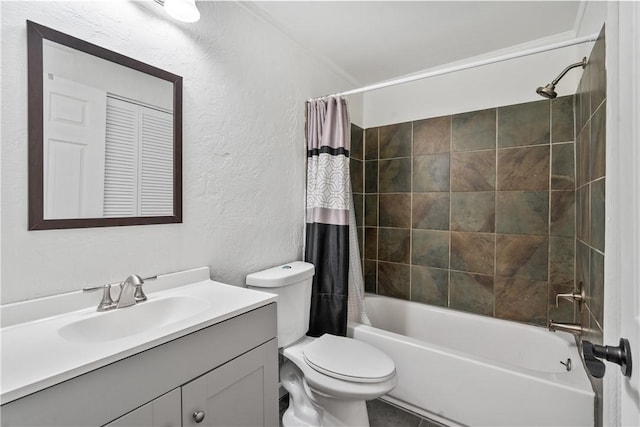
[58,295,211,343]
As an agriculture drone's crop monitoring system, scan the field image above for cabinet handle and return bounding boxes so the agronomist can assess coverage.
[193,411,206,423]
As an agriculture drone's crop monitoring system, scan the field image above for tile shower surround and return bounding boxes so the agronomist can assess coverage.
[351,95,578,326]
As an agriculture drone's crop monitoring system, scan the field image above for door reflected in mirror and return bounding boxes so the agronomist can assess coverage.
[28,21,182,230]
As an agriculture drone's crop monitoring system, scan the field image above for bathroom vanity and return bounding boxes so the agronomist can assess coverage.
[0,268,279,427]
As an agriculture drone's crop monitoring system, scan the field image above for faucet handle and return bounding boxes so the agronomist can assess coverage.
[83,284,115,312]
[555,282,585,309]
[134,283,147,302]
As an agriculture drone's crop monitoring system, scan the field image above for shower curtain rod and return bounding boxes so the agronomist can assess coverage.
[309,32,600,101]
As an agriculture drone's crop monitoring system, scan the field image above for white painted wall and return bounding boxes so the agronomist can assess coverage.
[0,1,355,304]
[362,38,595,128]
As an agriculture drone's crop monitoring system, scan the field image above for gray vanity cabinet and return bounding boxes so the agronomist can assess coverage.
[1,304,278,427]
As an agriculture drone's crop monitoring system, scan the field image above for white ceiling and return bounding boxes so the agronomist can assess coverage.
[246,1,584,86]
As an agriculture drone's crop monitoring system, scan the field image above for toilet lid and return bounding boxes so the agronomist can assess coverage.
[302,334,396,383]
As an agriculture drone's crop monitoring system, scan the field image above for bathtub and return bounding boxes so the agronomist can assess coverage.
[348,295,594,427]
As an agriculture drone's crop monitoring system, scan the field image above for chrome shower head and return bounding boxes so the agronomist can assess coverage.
[536,57,586,99]
[536,83,557,99]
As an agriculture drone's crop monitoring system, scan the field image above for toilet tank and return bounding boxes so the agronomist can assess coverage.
[246,261,315,348]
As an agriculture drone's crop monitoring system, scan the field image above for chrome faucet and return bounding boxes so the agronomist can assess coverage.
[548,321,584,336]
[83,274,147,311]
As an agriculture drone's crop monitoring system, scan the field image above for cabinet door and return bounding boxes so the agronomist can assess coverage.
[104,388,181,427]
[182,339,278,427]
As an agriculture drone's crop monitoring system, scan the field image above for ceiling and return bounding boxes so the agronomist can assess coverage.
[245,1,584,86]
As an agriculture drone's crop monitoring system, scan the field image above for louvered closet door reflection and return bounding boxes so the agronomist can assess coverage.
[104,97,173,217]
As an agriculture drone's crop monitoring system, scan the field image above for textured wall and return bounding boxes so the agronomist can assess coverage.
[0,1,353,303]
[352,96,577,327]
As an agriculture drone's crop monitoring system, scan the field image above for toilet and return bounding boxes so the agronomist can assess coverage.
[246,261,397,427]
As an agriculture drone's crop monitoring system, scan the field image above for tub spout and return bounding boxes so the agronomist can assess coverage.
[548,321,583,336]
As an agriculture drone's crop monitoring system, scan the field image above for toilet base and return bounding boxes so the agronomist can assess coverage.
[280,361,370,427]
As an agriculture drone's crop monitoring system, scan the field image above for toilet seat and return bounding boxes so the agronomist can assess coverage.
[303,334,396,383]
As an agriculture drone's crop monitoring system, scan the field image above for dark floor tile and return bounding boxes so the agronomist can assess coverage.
[379,194,411,228]
[590,178,605,253]
[551,143,575,190]
[497,146,550,191]
[450,150,496,191]
[496,191,549,235]
[413,116,451,155]
[411,266,448,307]
[412,229,449,269]
[590,102,606,181]
[412,192,450,230]
[495,234,548,281]
[367,399,421,427]
[380,122,412,159]
[552,95,575,143]
[495,277,548,325]
[378,262,411,300]
[450,232,495,275]
[452,108,496,152]
[413,154,450,192]
[450,271,494,316]
[450,191,495,233]
[550,191,575,237]
[498,100,550,148]
[351,124,364,160]
[380,158,412,193]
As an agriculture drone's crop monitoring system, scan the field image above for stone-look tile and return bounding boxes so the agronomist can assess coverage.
[365,128,379,160]
[550,236,574,284]
[576,185,590,244]
[495,277,548,325]
[576,122,591,187]
[550,191,575,237]
[378,228,410,263]
[413,116,451,155]
[365,227,378,260]
[575,241,590,302]
[351,159,363,194]
[495,235,548,281]
[498,100,550,148]
[365,160,378,193]
[378,262,410,300]
[413,154,450,192]
[580,65,592,135]
[590,28,606,116]
[450,232,495,276]
[590,103,606,180]
[365,194,378,227]
[353,193,363,227]
[367,399,422,427]
[379,122,412,159]
[351,124,364,160]
[364,260,377,293]
[379,194,411,228]
[450,150,496,191]
[450,272,494,316]
[549,282,576,323]
[496,191,549,235]
[497,146,550,191]
[590,178,605,252]
[551,143,575,190]
[590,249,605,329]
[452,108,496,152]
[412,230,449,269]
[412,193,449,230]
[411,266,448,307]
[551,96,575,143]
[379,158,411,193]
[450,192,495,232]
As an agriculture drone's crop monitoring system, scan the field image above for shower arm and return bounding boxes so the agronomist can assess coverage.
[551,57,587,86]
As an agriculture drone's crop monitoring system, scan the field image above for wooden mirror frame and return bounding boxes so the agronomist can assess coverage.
[27,21,183,230]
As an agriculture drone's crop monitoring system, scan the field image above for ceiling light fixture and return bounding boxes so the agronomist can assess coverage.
[154,0,200,23]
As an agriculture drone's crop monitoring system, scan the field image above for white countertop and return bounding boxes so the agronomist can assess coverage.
[0,270,276,405]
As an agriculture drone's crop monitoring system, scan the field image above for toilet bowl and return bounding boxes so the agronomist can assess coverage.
[246,262,397,427]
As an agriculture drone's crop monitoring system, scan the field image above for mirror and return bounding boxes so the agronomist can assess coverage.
[27,21,182,230]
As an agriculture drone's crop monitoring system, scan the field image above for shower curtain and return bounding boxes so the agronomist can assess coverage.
[305,97,351,337]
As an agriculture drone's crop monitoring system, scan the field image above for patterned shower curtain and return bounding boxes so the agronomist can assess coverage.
[305,97,350,337]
